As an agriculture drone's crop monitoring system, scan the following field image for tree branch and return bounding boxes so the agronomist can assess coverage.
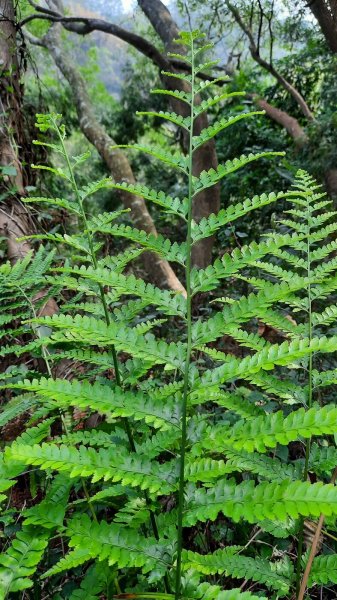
[225,0,315,121]
[251,95,308,146]
[19,10,172,70]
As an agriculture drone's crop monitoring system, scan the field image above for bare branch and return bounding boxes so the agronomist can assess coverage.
[225,0,315,120]
[298,465,337,600]
[19,12,172,70]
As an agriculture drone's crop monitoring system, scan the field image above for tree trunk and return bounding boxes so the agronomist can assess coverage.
[325,168,337,199]
[138,0,221,269]
[42,23,185,294]
[0,0,32,261]
[309,0,337,54]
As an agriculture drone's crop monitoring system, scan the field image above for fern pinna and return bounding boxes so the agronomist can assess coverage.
[1,30,337,599]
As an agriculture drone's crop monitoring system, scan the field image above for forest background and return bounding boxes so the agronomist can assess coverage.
[3,0,337,277]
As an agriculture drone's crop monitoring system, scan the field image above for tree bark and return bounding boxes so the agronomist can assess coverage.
[138,0,221,269]
[0,0,32,261]
[41,22,185,294]
[252,96,308,146]
[309,0,337,54]
[324,168,337,198]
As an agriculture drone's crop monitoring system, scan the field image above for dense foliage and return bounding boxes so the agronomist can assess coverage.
[1,29,337,599]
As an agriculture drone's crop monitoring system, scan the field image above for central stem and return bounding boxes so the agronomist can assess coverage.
[175,34,195,600]
[296,196,313,596]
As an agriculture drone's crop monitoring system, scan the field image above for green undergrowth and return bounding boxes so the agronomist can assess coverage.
[1,31,337,600]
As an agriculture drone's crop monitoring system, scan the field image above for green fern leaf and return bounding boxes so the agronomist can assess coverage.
[192,152,284,195]
[7,377,180,430]
[83,224,186,265]
[186,583,266,600]
[78,177,113,200]
[27,313,186,369]
[23,195,80,214]
[308,443,337,476]
[196,336,337,390]
[5,442,177,493]
[43,515,170,577]
[106,181,188,218]
[0,528,49,595]
[206,404,337,452]
[151,87,192,104]
[23,474,73,529]
[55,266,186,316]
[185,479,337,525]
[68,562,111,600]
[193,91,245,116]
[183,549,292,594]
[114,143,188,172]
[137,109,191,130]
[192,112,264,149]
[308,553,337,587]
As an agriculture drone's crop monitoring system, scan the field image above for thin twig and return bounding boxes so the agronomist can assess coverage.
[297,465,337,600]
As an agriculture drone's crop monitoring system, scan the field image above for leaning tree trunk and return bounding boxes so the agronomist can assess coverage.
[0,0,33,262]
[40,22,185,294]
[138,0,221,269]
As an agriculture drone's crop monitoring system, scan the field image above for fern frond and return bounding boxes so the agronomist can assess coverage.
[68,562,111,600]
[189,388,264,420]
[221,447,300,481]
[114,497,151,528]
[151,87,192,105]
[78,177,113,200]
[43,514,170,577]
[312,303,337,327]
[192,112,264,149]
[183,549,292,594]
[115,143,188,172]
[0,394,36,427]
[192,152,284,195]
[207,405,337,452]
[196,336,337,390]
[308,443,337,476]
[5,442,178,493]
[191,194,291,243]
[6,378,180,430]
[193,91,245,116]
[308,553,337,587]
[185,479,337,526]
[27,313,186,369]
[0,528,49,595]
[22,195,80,215]
[137,110,191,130]
[184,457,234,482]
[192,281,305,345]
[186,583,266,600]
[105,181,188,218]
[191,236,303,293]
[83,224,186,265]
[23,473,73,529]
[55,266,186,316]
